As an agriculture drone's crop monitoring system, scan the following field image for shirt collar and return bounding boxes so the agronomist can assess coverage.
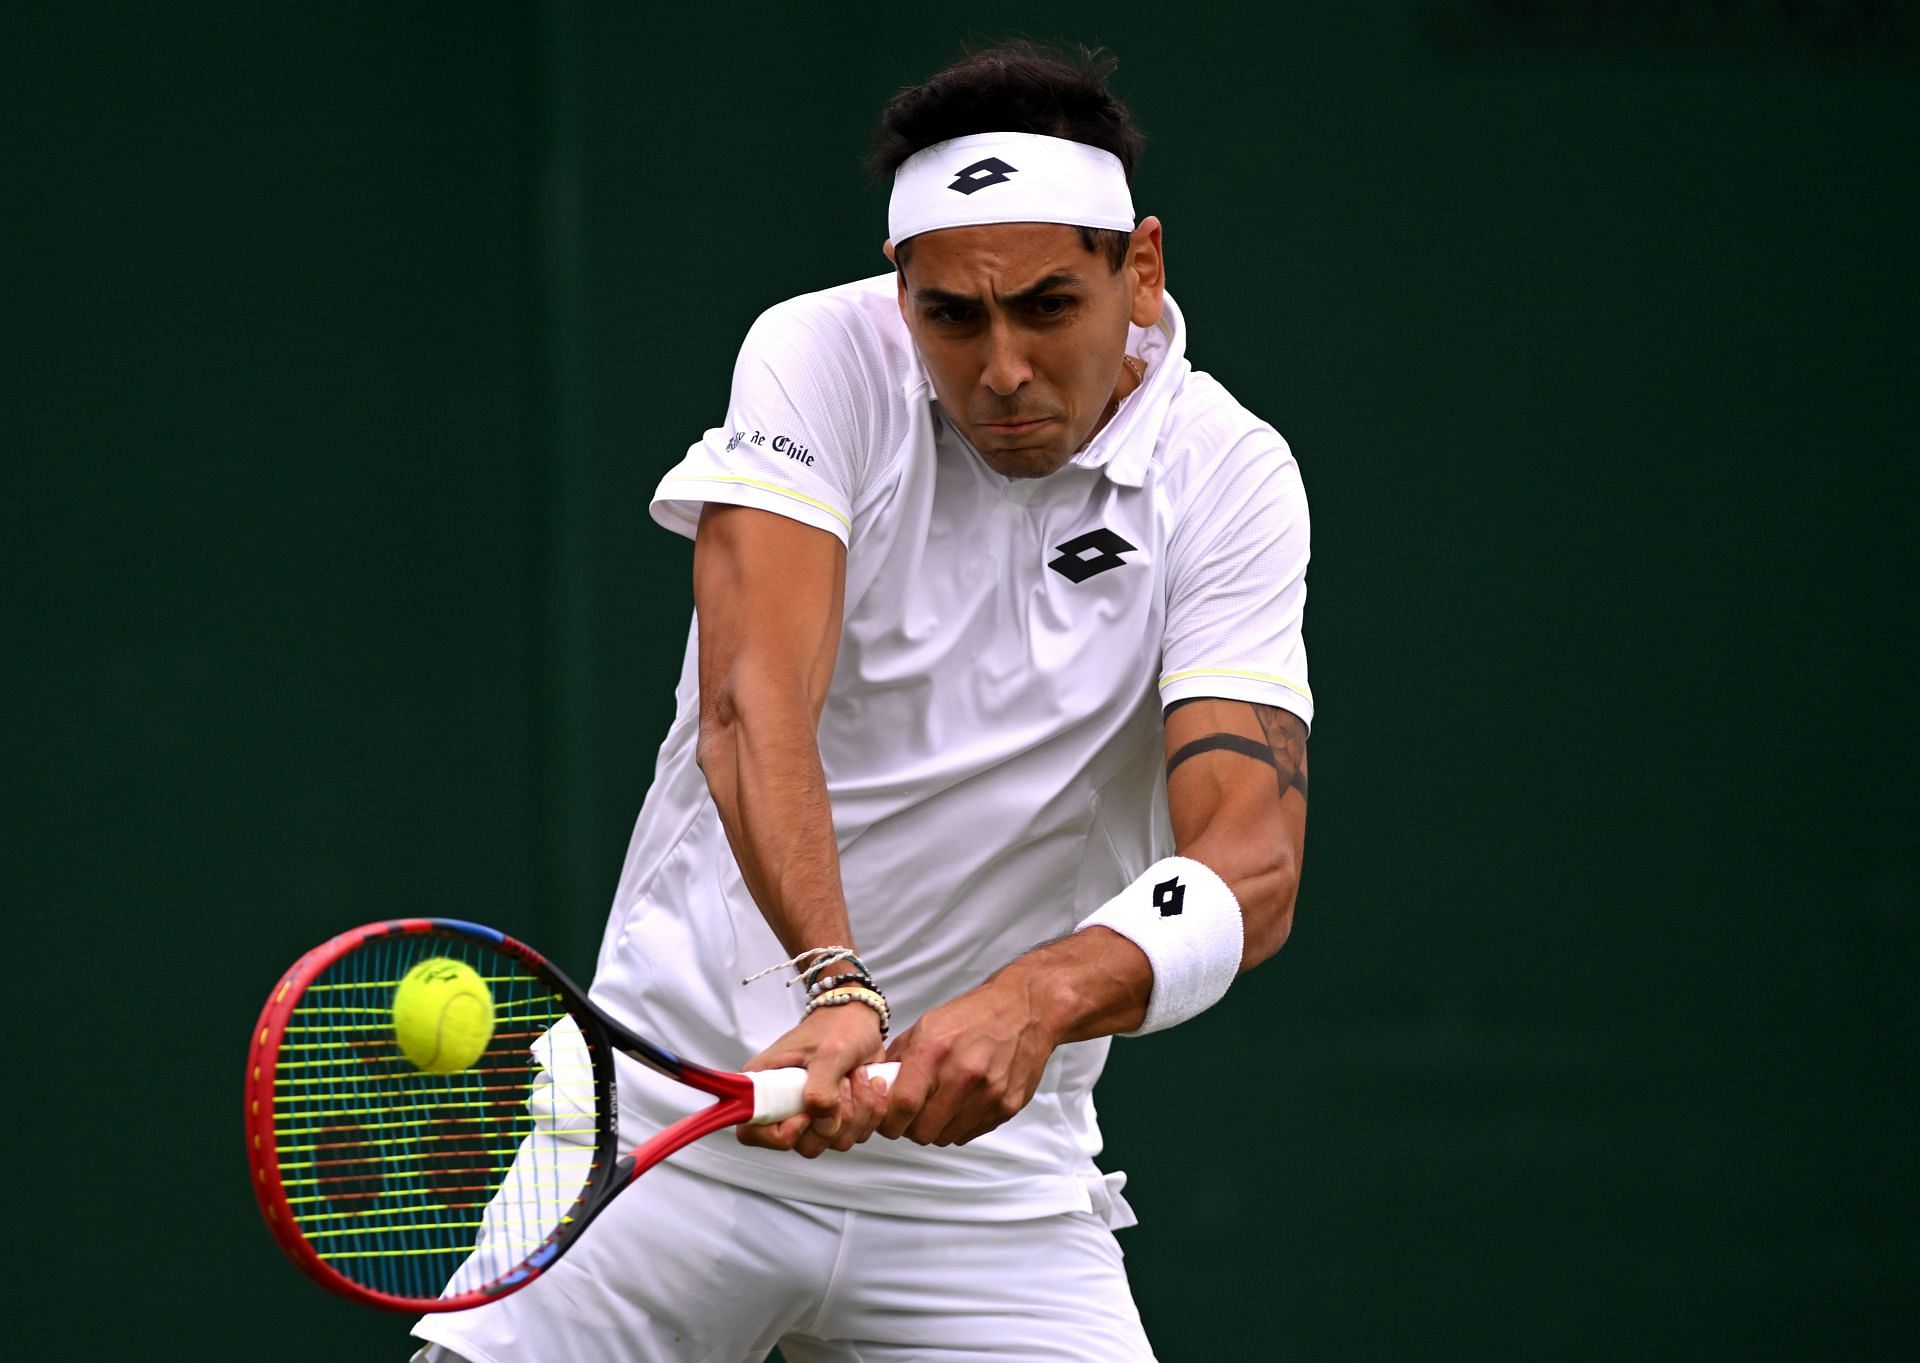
[1068,289,1188,488]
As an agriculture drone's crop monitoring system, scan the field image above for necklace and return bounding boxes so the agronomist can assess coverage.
[1095,355,1147,436]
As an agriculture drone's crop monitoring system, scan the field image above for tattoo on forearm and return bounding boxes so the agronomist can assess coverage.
[1165,703,1309,802]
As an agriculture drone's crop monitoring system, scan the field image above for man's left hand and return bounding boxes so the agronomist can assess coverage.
[878,966,1061,1147]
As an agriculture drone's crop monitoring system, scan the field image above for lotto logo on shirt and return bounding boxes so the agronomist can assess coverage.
[1047,529,1138,584]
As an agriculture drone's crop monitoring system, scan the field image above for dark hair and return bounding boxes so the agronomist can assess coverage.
[872,41,1144,272]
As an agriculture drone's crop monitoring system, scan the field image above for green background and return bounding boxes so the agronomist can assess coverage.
[11,3,1914,1359]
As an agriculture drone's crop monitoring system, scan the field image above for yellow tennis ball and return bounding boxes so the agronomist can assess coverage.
[393,957,495,1074]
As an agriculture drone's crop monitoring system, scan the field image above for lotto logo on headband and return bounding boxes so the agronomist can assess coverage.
[890,132,1134,243]
[949,157,1016,194]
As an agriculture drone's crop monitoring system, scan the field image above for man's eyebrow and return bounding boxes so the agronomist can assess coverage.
[912,272,1090,309]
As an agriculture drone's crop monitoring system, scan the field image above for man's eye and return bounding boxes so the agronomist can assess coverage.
[930,305,973,325]
[1031,296,1073,317]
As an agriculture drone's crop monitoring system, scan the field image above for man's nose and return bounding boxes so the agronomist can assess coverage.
[980,323,1031,396]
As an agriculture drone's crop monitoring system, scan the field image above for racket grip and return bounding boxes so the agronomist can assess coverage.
[748,1062,901,1124]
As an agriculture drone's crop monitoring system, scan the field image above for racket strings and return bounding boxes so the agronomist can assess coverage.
[269,933,605,1302]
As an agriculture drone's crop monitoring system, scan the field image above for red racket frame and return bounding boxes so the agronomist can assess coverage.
[244,918,763,1312]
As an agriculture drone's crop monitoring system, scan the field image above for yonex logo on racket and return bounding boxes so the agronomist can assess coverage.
[1047,528,1138,584]
[948,157,1017,194]
[1153,877,1185,917]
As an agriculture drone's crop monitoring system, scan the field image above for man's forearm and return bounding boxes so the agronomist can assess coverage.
[995,834,1300,1047]
[990,927,1155,1045]
[699,676,854,957]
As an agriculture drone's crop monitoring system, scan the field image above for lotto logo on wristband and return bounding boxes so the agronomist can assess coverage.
[1153,877,1185,917]
[1078,856,1241,1034]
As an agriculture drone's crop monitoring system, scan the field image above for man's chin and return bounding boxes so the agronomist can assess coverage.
[978,446,1073,480]
[966,421,1079,479]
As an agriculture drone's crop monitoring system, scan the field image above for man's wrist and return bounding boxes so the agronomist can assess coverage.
[993,931,1152,1046]
[807,983,891,1037]
[802,993,886,1048]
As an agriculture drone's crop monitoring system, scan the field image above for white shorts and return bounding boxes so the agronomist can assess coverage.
[409,1157,1154,1363]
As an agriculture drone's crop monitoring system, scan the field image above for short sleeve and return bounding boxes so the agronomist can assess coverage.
[651,296,881,545]
[1159,434,1314,730]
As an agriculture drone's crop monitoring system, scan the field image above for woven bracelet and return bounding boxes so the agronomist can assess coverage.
[800,950,869,993]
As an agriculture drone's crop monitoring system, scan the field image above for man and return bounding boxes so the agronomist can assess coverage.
[414,41,1309,1363]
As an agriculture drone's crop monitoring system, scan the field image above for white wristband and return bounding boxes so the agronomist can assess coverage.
[1077,856,1243,1035]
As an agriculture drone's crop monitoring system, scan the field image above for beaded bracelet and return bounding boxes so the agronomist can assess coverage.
[806,968,877,999]
[800,950,869,993]
[804,984,890,1037]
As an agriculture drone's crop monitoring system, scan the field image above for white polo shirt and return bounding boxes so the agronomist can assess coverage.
[590,273,1310,1224]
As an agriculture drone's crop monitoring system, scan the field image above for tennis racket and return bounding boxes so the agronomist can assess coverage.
[244,917,895,1312]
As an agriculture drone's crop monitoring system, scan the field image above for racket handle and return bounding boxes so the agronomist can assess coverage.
[748,1062,901,1124]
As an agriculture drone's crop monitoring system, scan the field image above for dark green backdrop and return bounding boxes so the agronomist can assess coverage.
[11,3,1914,1359]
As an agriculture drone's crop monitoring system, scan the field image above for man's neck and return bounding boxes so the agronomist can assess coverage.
[1085,352,1147,447]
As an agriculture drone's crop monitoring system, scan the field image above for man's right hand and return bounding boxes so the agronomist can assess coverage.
[736,1000,890,1158]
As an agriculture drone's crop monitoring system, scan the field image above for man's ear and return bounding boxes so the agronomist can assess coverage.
[887,239,909,318]
[1127,216,1166,329]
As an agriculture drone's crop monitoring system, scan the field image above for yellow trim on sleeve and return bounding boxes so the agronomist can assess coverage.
[1158,667,1313,703]
[658,475,853,532]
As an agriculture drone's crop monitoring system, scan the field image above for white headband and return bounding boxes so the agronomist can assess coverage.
[887,132,1136,244]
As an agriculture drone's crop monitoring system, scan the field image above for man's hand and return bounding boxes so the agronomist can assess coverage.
[878,963,1067,1148]
[737,1000,890,1159]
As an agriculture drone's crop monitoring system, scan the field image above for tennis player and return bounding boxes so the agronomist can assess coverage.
[414,40,1310,1363]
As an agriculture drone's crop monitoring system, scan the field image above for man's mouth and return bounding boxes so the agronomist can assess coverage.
[976,415,1055,435]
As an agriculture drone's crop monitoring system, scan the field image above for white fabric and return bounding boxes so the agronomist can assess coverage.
[1078,855,1243,1034]
[620,272,1310,1221]
[411,1156,1153,1363]
[887,132,1135,244]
